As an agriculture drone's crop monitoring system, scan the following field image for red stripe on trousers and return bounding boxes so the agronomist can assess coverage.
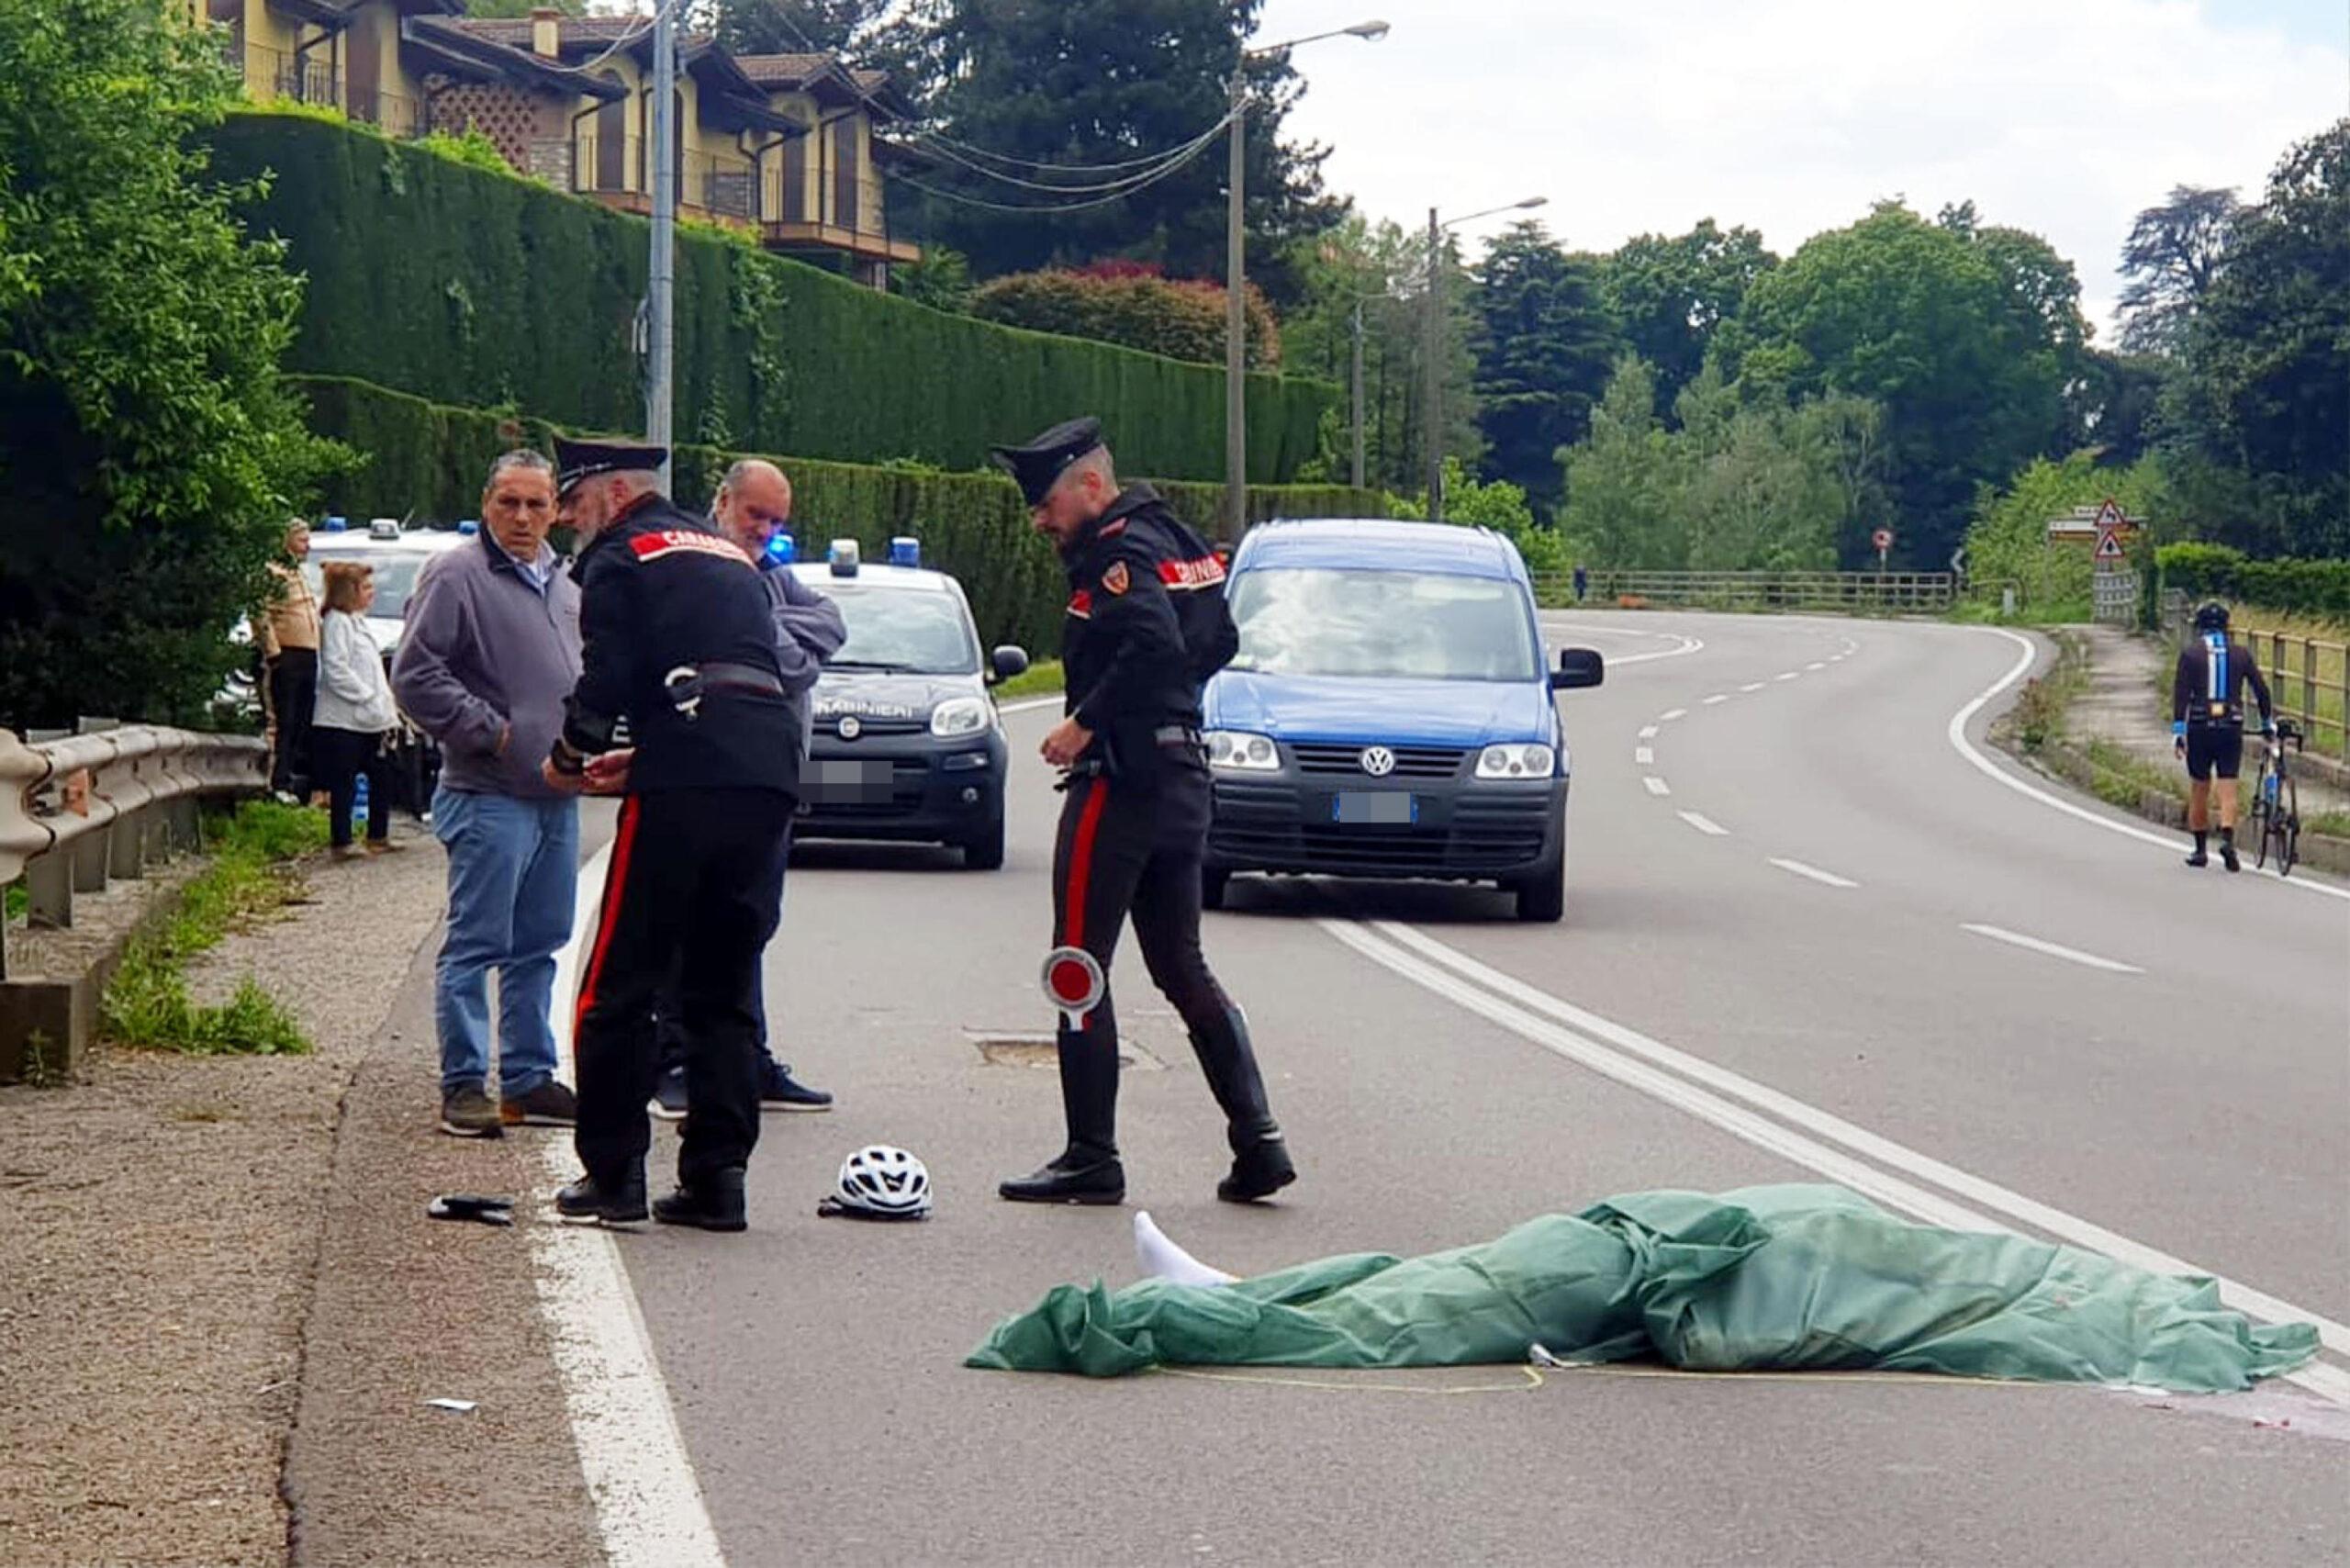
[575,793,642,1028]
[1062,779,1109,950]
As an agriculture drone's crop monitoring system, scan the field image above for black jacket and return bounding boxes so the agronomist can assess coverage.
[560,496,802,797]
[1059,485,1237,781]
[2171,633,2274,731]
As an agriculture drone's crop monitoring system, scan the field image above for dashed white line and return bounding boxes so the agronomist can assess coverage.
[1677,811,1729,836]
[1634,746,1655,766]
[1961,923,2143,975]
[1638,724,1660,740]
[1774,672,1799,682]
[1769,857,1859,889]
[1740,682,1766,692]
[1807,662,1827,672]
[1703,694,1729,706]
[1660,709,1687,722]
[1642,776,1672,797]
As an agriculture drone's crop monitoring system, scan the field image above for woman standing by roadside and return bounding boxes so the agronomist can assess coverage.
[314,561,402,859]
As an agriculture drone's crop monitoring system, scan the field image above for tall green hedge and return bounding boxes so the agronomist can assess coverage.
[2156,543,2350,622]
[209,112,1337,482]
[295,375,1387,655]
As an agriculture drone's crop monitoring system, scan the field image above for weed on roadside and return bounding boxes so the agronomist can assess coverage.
[18,1028,69,1089]
[105,946,310,1057]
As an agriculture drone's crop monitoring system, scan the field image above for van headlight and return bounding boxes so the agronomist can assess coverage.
[930,697,991,738]
[1205,730,1280,771]
[1475,743,1555,779]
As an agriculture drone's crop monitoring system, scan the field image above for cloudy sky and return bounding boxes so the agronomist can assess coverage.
[1255,0,2348,336]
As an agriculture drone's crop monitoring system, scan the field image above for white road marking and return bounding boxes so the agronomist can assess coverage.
[1949,630,2350,904]
[1774,672,1800,682]
[1660,709,1687,722]
[1677,811,1729,836]
[998,695,1063,714]
[1769,857,1859,889]
[1638,725,1660,740]
[1321,918,2350,1404]
[537,845,731,1568]
[1807,662,1827,672]
[1740,682,1766,692]
[1635,746,1655,766]
[1537,622,1707,667]
[1643,776,1672,796]
[1961,923,2143,975]
[1703,695,1729,706]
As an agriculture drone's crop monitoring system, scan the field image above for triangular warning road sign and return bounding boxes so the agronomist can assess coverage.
[2093,498,2125,531]
[2094,527,2124,561]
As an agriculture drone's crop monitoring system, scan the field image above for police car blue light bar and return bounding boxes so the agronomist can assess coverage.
[889,536,920,568]
[322,516,348,532]
[828,537,859,576]
[766,529,795,563]
[457,520,479,535]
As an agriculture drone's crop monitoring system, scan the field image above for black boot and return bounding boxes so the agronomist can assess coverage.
[2219,829,2240,873]
[2186,831,2209,868]
[655,1167,747,1232]
[555,1164,648,1226]
[1002,1028,1125,1204]
[1188,1003,1296,1202]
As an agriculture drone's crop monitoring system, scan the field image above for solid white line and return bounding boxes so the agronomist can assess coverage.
[1642,776,1671,797]
[1638,725,1660,740]
[1660,709,1688,722]
[1331,919,2350,1394]
[1634,746,1655,766]
[1770,857,1859,889]
[1677,811,1729,836]
[1740,682,1766,692]
[1947,629,2350,904]
[537,844,731,1568]
[1537,622,1707,667]
[1961,923,2143,975]
[1703,694,1729,706]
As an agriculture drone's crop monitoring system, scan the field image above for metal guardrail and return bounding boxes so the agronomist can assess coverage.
[0,726,268,981]
[1533,570,1956,614]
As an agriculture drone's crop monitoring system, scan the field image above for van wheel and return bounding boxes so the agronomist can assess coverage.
[1201,867,1230,910]
[1513,856,1564,923]
[962,813,1005,870]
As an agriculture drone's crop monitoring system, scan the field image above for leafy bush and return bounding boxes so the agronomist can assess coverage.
[1961,452,2168,613]
[971,263,1281,370]
[207,113,1333,482]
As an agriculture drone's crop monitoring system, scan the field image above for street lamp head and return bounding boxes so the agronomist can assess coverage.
[1346,20,1392,40]
[1515,196,1549,210]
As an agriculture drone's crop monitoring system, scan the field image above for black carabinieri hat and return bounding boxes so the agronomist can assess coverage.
[554,435,668,494]
[988,416,1104,508]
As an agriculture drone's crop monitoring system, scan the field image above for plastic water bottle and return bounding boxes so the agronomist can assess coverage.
[352,772,371,835]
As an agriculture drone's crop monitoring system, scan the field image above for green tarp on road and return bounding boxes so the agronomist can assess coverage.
[968,1185,2319,1392]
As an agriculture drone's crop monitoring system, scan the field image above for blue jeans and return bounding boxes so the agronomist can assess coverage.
[432,786,579,1096]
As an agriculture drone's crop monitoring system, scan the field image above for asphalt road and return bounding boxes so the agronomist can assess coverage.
[582,611,2349,1567]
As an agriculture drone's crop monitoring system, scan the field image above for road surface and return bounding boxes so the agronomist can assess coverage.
[549,611,2350,1567]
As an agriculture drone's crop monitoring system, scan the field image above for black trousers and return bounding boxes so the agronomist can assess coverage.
[575,787,795,1187]
[267,650,318,795]
[311,726,391,847]
[655,823,789,1075]
[1050,766,1276,1159]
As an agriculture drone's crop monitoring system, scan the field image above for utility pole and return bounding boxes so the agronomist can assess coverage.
[645,0,677,491]
[1222,68,1247,542]
[1423,205,1442,521]
[1349,297,1366,490]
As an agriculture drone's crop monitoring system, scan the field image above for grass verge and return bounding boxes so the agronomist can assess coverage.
[100,801,327,1058]
[995,659,1064,701]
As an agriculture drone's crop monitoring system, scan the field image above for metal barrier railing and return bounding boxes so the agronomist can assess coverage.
[0,726,268,981]
[1533,570,1957,614]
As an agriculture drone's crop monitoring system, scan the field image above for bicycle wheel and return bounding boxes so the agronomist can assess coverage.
[2252,758,2277,869]
[2277,773,2299,878]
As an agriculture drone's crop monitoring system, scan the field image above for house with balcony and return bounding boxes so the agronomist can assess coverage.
[201,0,926,288]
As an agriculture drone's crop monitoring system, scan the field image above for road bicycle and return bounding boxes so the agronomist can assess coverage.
[2249,719,2302,876]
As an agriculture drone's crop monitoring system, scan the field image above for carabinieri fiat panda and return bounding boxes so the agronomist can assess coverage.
[1200,519,1603,921]
[787,537,1030,868]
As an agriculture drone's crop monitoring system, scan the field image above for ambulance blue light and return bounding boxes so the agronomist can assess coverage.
[889,536,920,568]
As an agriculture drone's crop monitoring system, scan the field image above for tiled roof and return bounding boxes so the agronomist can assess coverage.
[732,52,835,86]
[851,69,888,93]
[450,16,651,49]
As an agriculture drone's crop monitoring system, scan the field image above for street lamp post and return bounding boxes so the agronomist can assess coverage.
[1421,195,1545,521]
[1350,297,1366,489]
[1224,19,1388,540]
[646,0,677,491]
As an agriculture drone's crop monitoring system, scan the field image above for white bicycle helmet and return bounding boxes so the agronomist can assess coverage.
[822,1145,933,1221]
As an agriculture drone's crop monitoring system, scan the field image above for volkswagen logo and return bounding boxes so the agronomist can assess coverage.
[837,715,862,740]
[1359,745,1396,778]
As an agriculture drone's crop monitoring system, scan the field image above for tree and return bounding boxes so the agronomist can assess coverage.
[709,0,895,57]
[894,243,974,313]
[1597,220,1774,416]
[1711,203,2069,571]
[1560,357,1682,569]
[0,0,343,730]
[2116,185,2239,355]
[2165,121,2349,558]
[1470,221,1618,519]
[889,0,1345,307]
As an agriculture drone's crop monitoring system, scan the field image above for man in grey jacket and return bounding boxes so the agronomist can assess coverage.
[652,459,845,1119]
[392,451,585,1138]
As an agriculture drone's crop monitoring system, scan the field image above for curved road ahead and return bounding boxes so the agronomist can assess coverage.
[550,611,2349,1568]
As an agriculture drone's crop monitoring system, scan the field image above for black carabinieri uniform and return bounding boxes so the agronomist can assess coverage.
[562,494,803,1193]
[2171,632,2274,781]
[1041,485,1283,1184]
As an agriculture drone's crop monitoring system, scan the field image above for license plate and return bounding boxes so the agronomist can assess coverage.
[1333,791,1415,824]
[807,759,892,802]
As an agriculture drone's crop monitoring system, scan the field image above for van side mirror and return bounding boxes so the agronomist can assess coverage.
[1551,647,1604,690]
[989,645,1031,683]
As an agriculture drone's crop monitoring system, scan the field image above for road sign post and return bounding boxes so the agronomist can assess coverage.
[1872,527,1893,572]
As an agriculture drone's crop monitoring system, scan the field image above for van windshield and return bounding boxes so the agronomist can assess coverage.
[1225,567,1540,681]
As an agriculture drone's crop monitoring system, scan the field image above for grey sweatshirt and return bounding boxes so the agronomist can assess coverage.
[391,530,583,799]
[763,559,846,747]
